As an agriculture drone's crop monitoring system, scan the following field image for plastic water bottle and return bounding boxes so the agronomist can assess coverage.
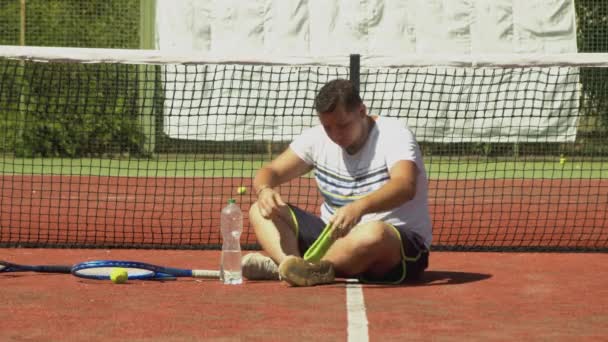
[220,198,243,284]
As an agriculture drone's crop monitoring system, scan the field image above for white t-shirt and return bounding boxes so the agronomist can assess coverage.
[290,116,433,248]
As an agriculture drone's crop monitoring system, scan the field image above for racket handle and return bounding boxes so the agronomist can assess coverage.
[191,270,220,278]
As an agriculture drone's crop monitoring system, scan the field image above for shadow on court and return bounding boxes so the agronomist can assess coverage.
[349,270,492,288]
[407,270,492,286]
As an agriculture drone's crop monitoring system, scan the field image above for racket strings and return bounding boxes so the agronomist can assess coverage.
[73,267,154,278]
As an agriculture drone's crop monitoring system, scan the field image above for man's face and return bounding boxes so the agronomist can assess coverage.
[318,103,366,150]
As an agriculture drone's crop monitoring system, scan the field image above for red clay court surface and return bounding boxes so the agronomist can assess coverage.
[1,175,606,340]
[0,248,607,341]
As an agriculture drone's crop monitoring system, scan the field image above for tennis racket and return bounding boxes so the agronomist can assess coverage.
[303,223,335,262]
[71,260,220,280]
[0,260,72,274]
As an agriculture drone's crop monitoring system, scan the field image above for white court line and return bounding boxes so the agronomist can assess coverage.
[346,279,369,342]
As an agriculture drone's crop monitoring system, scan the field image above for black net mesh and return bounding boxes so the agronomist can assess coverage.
[0,52,606,251]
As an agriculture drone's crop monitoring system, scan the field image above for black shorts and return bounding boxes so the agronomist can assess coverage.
[288,204,429,284]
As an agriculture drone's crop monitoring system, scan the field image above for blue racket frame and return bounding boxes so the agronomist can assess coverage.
[71,260,183,280]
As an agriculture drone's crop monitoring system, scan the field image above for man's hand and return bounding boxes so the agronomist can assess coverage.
[256,187,287,219]
[329,201,365,239]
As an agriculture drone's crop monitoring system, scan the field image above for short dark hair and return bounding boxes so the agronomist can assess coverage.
[314,79,362,113]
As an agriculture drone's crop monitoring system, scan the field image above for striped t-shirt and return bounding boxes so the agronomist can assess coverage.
[290,116,432,248]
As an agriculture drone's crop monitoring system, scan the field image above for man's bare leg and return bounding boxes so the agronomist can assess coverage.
[249,202,301,265]
[277,221,403,286]
[323,221,402,278]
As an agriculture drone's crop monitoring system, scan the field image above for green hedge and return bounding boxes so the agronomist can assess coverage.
[0,0,143,157]
[16,63,147,157]
[0,0,139,47]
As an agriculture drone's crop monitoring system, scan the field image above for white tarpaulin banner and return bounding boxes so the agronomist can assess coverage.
[157,0,579,142]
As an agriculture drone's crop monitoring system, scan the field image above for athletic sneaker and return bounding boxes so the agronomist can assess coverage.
[278,255,335,287]
[242,252,279,280]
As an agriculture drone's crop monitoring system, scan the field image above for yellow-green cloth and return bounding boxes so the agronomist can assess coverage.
[303,223,334,262]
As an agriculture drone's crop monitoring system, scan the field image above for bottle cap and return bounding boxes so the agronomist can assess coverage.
[228,198,236,204]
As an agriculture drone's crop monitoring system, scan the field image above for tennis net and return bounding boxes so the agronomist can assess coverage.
[0,46,606,251]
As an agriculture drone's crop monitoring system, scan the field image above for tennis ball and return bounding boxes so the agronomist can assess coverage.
[560,156,567,165]
[237,186,247,195]
[110,268,128,284]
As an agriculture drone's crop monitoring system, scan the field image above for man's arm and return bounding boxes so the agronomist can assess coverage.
[356,160,418,215]
[329,160,418,235]
[253,148,313,194]
[253,148,313,218]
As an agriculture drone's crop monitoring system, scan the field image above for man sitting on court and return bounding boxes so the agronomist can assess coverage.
[242,79,432,286]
